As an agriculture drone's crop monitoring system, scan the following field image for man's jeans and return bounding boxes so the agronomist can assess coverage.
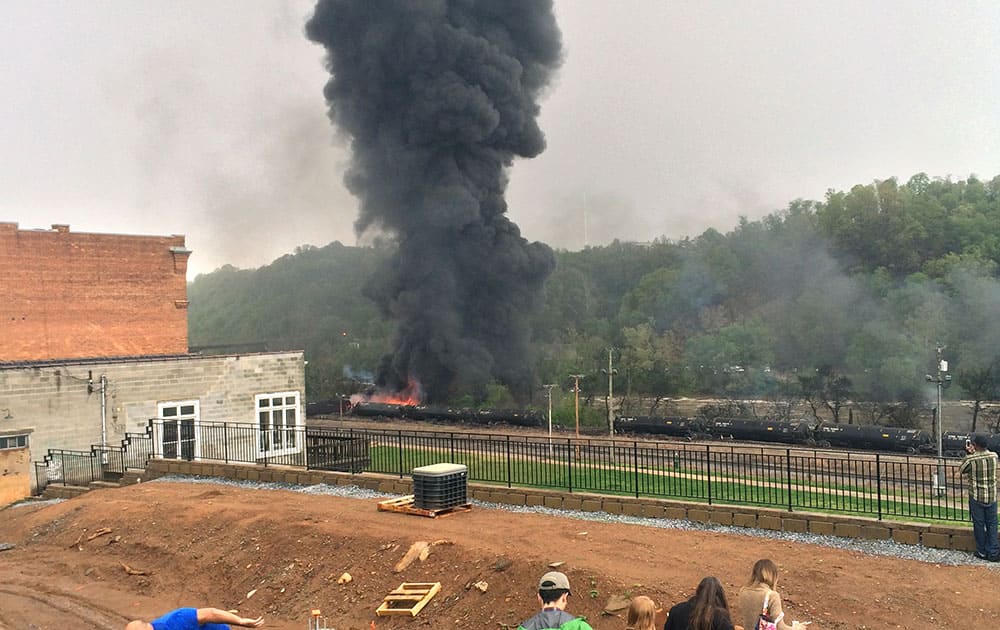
[969,497,999,559]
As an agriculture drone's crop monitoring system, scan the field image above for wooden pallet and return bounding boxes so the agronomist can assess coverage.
[377,495,472,518]
[375,582,442,617]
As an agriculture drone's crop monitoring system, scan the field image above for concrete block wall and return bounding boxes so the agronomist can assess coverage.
[0,222,190,361]
[142,459,976,552]
[1,351,304,491]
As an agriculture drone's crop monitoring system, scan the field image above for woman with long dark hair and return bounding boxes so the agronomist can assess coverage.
[663,576,734,630]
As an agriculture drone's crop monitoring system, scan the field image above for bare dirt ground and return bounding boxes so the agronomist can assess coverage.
[1,481,998,630]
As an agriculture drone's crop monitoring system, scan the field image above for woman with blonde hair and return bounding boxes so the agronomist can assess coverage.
[626,595,657,630]
[737,559,808,630]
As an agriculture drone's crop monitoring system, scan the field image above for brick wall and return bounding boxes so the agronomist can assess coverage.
[0,351,305,490]
[0,222,190,361]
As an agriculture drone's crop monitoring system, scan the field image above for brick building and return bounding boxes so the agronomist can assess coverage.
[0,223,305,501]
[0,222,190,361]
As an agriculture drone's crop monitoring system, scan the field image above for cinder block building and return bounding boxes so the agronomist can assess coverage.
[0,223,305,501]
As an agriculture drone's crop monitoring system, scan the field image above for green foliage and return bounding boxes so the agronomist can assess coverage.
[187,172,1000,424]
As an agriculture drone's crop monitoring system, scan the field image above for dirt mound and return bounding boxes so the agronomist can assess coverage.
[0,481,998,629]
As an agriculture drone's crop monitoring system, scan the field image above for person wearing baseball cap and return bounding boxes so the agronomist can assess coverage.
[517,571,593,630]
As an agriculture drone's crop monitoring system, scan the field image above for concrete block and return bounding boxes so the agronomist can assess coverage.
[505,493,527,506]
[688,509,711,524]
[623,503,643,516]
[562,497,583,511]
[641,504,665,519]
[891,529,920,545]
[581,499,602,512]
[710,511,734,526]
[472,488,492,501]
[543,496,563,509]
[664,507,688,521]
[757,515,782,531]
[833,523,861,538]
[951,534,976,552]
[526,494,545,507]
[782,518,807,533]
[808,521,835,536]
[733,513,757,528]
[860,525,891,540]
[246,469,261,481]
[921,532,951,549]
[603,501,624,514]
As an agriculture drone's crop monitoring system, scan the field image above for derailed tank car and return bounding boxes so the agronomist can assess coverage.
[815,423,929,453]
[614,416,704,439]
[706,418,814,445]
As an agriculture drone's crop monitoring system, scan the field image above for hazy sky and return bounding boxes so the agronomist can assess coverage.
[2,1,999,277]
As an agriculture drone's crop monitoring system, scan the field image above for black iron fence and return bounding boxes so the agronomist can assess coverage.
[34,446,126,491]
[35,420,972,523]
[339,427,971,523]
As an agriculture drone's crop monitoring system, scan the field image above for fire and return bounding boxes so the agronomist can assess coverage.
[350,376,424,406]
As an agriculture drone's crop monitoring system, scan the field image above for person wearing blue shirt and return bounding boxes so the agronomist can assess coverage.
[125,607,264,630]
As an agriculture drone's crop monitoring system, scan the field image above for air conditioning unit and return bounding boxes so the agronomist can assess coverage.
[412,463,468,510]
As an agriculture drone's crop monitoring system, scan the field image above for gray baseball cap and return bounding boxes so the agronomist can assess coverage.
[539,571,571,592]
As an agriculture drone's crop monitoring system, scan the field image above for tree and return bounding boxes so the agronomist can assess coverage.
[958,361,1000,432]
[797,365,852,423]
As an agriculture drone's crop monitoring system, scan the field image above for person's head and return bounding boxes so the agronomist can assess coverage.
[973,434,989,451]
[748,558,780,588]
[537,571,571,608]
[690,576,729,630]
[626,595,657,630]
[125,622,153,630]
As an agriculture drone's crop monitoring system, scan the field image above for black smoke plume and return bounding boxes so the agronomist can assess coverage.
[306,1,562,403]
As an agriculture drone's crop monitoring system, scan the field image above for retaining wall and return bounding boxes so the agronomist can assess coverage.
[141,459,977,553]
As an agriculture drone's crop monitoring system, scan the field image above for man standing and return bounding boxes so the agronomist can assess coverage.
[959,434,999,561]
[518,571,593,630]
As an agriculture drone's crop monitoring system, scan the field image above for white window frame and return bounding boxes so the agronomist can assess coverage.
[157,400,201,461]
[255,391,302,458]
[0,434,28,450]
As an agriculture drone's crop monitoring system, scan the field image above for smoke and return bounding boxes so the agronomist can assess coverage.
[306,1,563,403]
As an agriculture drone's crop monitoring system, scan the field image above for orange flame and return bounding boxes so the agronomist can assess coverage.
[350,376,424,406]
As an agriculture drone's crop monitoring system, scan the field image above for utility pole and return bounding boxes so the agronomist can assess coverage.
[926,345,950,496]
[569,374,585,459]
[543,384,557,457]
[603,348,618,437]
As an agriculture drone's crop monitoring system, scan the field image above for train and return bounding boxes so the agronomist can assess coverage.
[345,400,544,428]
[307,399,999,457]
[616,415,1000,457]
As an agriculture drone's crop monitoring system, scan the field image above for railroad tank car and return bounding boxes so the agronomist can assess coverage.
[614,415,704,439]
[814,422,929,453]
[706,418,814,445]
[350,401,408,419]
[932,430,977,458]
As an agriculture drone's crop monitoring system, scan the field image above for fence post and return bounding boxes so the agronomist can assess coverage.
[633,440,639,498]
[450,432,455,462]
[705,445,712,505]
[398,430,404,479]
[876,453,882,520]
[224,423,230,464]
[506,435,512,489]
[786,448,793,512]
[567,439,573,493]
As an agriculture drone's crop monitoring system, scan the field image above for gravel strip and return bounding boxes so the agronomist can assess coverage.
[151,475,995,568]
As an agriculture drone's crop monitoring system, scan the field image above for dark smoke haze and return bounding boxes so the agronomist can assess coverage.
[306,1,563,403]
